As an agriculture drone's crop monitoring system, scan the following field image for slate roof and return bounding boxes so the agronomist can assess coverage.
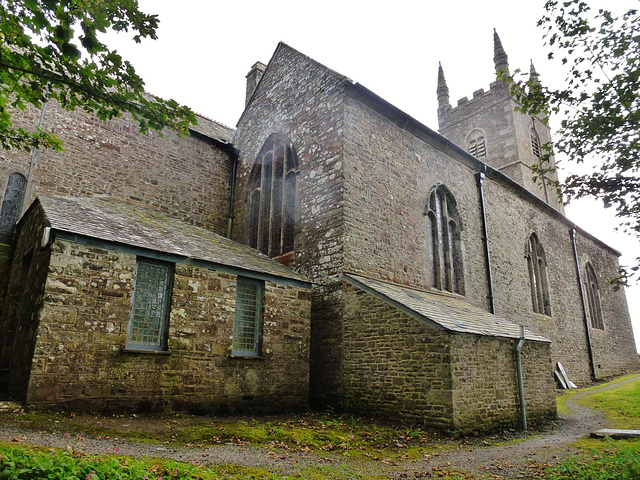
[191,115,235,144]
[345,274,550,343]
[36,196,308,284]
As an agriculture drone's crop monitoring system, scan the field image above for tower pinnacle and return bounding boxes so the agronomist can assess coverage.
[529,60,540,87]
[493,29,510,77]
[437,62,451,110]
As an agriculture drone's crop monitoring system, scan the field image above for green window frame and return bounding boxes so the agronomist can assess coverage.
[126,258,173,351]
[232,276,263,356]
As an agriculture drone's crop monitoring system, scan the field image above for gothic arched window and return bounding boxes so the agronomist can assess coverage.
[0,173,27,243]
[585,262,604,330]
[248,135,297,259]
[425,186,464,294]
[467,129,487,159]
[526,233,551,316]
[531,127,541,157]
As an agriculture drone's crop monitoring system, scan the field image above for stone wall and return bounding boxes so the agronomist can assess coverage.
[12,214,310,412]
[342,94,491,311]
[0,205,51,399]
[575,232,638,379]
[233,44,347,407]
[341,282,556,433]
[342,283,454,430]
[340,91,637,386]
[482,177,638,383]
[0,103,235,334]
[450,334,556,433]
[0,243,13,333]
[1,102,233,236]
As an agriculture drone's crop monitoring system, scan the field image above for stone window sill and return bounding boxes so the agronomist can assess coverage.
[121,348,171,355]
[228,354,266,360]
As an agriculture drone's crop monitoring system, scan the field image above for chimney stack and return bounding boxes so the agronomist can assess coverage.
[245,62,267,106]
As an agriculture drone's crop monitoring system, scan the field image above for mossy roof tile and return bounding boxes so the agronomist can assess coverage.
[37,196,308,284]
[346,274,550,343]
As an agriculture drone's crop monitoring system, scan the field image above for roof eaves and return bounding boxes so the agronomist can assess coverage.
[51,228,312,289]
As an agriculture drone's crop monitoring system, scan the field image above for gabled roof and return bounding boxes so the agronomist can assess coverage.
[191,114,235,144]
[34,196,309,286]
[240,42,618,256]
[345,274,550,343]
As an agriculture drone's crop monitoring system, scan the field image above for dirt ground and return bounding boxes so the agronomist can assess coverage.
[1,375,639,479]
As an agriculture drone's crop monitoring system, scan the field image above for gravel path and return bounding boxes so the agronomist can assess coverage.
[402,374,640,478]
[1,374,639,479]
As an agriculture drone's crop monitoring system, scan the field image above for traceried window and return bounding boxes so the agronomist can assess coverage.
[248,135,297,259]
[467,130,487,159]
[0,173,27,243]
[585,262,604,330]
[232,276,263,357]
[531,128,541,157]
[126,258,173,351]
[425,185,464,295]
[526,234,551,316]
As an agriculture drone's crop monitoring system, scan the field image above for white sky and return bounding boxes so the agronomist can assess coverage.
[103,0,640,352]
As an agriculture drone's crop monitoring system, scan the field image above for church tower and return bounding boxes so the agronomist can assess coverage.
[437,31,563,213]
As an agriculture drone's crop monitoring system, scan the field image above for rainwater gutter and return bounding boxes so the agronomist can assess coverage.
[475,169,495,314]
[515,325,527,430]
[570,227,596,380]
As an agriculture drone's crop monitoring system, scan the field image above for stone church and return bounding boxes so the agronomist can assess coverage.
[0,34,637,433]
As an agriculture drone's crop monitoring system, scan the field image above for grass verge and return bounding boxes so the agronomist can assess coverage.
[2,411,449,460]
[0,443,386,480]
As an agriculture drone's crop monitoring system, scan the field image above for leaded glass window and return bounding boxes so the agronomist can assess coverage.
[248,134,297,259]
[585,262,604,330]
[526,234,551,316]
[232,277,263,356]
[0,173,27,243]
[126,258,173,351]
[425,185,464,295]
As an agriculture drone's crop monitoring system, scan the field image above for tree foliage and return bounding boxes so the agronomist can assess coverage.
[509,0,640,282]
[0,0,197,152]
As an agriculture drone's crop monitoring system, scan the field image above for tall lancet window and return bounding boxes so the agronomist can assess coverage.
[425,185,464,295]
[526,233,551,316]
[248,134,297,259]
[467,129,487,159]
[585,262,604,330]
[0,173,27,244]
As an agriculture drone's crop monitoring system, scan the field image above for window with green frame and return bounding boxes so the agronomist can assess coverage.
[232,276,263,356]
[126,258,173,351]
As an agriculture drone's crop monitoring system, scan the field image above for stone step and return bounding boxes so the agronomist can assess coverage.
[591,429,640,439]
[0,401,22,413]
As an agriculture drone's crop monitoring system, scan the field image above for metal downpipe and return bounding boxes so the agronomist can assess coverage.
[226,154,239,239]
[515,325,527,430]
[475,169,495,314]
[570,227,596,380]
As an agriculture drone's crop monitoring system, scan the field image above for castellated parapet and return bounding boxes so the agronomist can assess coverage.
[437,32,563,213]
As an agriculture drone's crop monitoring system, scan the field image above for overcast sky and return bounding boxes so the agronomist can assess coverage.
[104,0,640,352]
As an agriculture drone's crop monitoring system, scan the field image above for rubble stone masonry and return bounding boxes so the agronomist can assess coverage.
[4,208,310,412]
[342,283,556,433]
